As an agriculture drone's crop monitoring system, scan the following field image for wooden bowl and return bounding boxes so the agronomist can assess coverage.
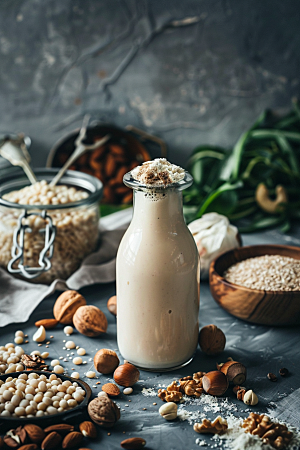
[209,244,300,326]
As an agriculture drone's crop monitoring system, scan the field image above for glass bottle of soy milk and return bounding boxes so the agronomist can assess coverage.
[116,159,200,371]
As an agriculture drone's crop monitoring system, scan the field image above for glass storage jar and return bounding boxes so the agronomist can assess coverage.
[116,171,200,371]
[0,169,102,284]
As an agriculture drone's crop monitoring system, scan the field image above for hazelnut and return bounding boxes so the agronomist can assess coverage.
[243,389,258,406]
[107,295,117,316]
[94,349,119,374]
[219,360,247,385]
[53,290,86,324]
[198,324,226,355]
[202,371,229,396]
[114,363,140,387]
[88,392,120,427]
[73,305,108,337]
[159,402,178,420]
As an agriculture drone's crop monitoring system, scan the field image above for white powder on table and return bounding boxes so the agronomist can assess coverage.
[131,158,185,186]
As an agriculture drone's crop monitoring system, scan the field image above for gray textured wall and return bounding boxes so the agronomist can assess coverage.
[0,0,299,168]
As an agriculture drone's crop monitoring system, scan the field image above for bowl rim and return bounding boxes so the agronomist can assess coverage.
[0,168,103,210]
[0,370,92,423]
[210,244,300,295]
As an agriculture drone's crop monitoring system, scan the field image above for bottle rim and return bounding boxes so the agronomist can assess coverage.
[123,171,193,191]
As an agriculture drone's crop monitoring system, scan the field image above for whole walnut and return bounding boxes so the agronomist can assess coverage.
[53,290,86,325]
[88,392,120,427]
[73,305,108,337]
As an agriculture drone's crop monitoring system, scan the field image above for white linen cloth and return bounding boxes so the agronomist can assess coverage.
[0,209,132,327]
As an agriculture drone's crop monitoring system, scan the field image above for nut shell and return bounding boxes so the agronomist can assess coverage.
[114,363,140,387]
[198,325,226,355]
[107,295,117,316]
[53,291,86,324]
[102,383,120,397]
[73,305,108,337]
[88,393,120,427]
[94,349,119,374]
[219,360,247,385]
[202,371,229,396]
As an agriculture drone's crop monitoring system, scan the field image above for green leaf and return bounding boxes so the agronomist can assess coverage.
[197,181,243,217]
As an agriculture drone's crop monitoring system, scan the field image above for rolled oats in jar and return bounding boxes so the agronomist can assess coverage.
[0,169,102,284]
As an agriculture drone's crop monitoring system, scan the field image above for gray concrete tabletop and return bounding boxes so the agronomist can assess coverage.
[0,226,299,449]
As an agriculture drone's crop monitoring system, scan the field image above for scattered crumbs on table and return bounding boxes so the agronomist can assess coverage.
[59,357,63,360]
[128,399,131,402]
[143,408,147,410]
[38,343,42,347]
[125,404,129,407]
[63,347,66,350]
[45,345,49,348]
[107,433,111,436]
[63,340,66,342]
[153,402,157,405]
[141,387,157,397]
[50,335,54,338]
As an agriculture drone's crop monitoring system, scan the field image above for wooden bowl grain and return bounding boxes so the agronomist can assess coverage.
[209,245,300,326]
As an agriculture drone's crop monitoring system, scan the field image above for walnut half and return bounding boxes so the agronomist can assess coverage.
[194,416,228,434]
[242,413,293,449]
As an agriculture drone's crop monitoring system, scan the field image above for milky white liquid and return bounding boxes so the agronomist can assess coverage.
[116,188,200,370]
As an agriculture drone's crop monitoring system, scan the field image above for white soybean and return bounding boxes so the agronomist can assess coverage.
[86,371,96,378]
[77,348,86,356]
[53,365,64,374]
[73,357,82,365]
[64,326,74,335]
[65,341,76,349]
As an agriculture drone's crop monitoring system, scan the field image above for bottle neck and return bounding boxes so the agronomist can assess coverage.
[132,188,185,226]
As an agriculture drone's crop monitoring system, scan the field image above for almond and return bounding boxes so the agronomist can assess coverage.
[102,383,120,397]
[104,153,117,177]
[19,446,38,450]
[34,318,58,329]
[43,424,74,435]
[121,437,147,449]
[24,424,45,443]
[0,437,4,449]
[3,436,19,448]
[79,421,97,438]
[41,432,62,450]
[62,432,83,449]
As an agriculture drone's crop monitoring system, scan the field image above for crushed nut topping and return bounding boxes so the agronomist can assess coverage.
[194,416,228,434]
[242,413,293,449]
[20,354,48,370]
[237,388,246,401]
[158,381,183,403]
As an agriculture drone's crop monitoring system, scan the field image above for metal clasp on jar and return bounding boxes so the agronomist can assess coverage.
[8,209,56,279]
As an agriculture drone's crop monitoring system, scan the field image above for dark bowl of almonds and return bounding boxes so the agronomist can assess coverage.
[47,123,154,205]
[209,244,300,326]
